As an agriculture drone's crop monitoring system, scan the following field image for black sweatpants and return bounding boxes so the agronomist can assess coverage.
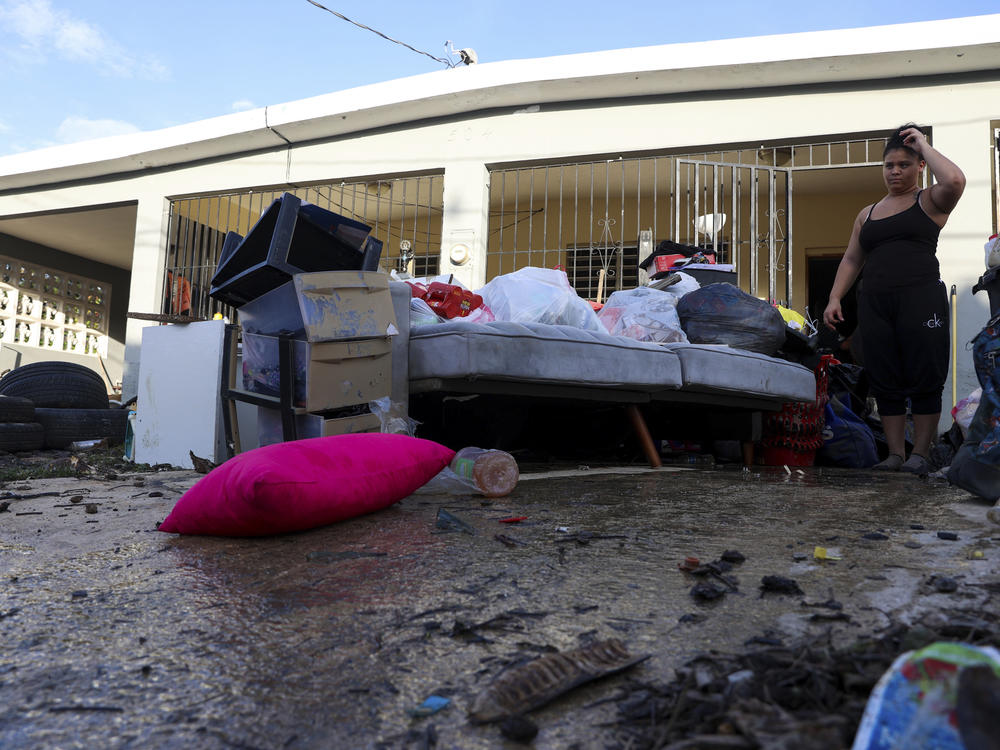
[856,279,949,416]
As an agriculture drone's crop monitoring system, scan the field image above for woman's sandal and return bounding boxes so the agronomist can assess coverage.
[873,453,904,471]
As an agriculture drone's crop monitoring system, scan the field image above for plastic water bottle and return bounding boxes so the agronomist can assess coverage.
[451,447,520,497]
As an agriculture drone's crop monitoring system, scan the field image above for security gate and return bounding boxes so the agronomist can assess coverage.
[675,160,791,305]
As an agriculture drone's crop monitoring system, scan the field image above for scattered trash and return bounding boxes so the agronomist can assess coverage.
[417,447,520,497]
[904,541,923,549]
[760,576,804,596]
[468,638,647,723]
[910,524,926,530]
[862,532,889,541]
[814,546,842,561]
[189,451,216,474]
[937,531,959,541]
[802,598,843,610]
[930,576,959,593]
[85,503,99,514]
[852,641,1000,750]
[69,438,109,452]
[969,549,986,560]
[690,582,726,601]
[498,516,527,524]
[720,549,746,564]
[406,695,450,718]
[678,556,701,572]
[494,534,520,548]
[369,396,419,436]
[498,715,538,742]
[71,590,88,599]
[555,526,570,533]
[554,531,626,546]
[435,508,475,535]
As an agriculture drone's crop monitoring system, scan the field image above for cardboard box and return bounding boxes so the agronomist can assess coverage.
[256,409,381,447]
[242,333,392,412]
[294,270,398,340]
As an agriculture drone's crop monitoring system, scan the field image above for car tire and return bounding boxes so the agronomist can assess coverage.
[0,362,109,409]
[34,408,128,449]
[0,422,45,452]
[0,395,36,423]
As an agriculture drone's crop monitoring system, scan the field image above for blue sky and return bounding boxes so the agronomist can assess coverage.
[0,0,997,156]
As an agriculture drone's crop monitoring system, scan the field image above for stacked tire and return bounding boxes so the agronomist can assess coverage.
[0,362,127,450]
[0,395,44,452]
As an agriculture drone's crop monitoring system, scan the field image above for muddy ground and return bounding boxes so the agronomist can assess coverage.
[1,450,998,749]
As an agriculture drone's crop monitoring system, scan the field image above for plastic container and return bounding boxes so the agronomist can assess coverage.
[451,447,519,497]
[210,192,382,307]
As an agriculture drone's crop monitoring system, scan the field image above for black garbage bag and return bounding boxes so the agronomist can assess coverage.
[676,283,787,355]
[948,398,1000,501]
[828,362,870,418]
[947,312,1000,500]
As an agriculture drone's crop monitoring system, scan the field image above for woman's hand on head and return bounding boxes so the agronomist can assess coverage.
[900,127,929,156]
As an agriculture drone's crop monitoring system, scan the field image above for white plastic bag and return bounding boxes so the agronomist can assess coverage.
[951,387,981,438]
[598,287,688,343]
[650,271,700,299]
[369,396,419,436]
[409,297,443,328]
[985,234,1000,268]
[477,267,602,331]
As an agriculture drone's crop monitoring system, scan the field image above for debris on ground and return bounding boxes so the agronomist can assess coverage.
[609,622,1000,749]
[468,638,648,724]
[760,576,804,596]
[406,695,451,718]
[435,508,476,534]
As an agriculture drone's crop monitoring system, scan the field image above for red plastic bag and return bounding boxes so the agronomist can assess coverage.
[424,282,485,319]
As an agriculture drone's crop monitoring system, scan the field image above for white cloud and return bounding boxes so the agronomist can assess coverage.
[231,99,256,112]
[0,0,167,78]
[55,116,140,144]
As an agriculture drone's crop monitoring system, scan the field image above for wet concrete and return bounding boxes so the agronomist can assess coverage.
[1,464,998,749]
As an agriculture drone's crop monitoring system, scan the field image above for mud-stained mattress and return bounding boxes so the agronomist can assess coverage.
[407,320,815,405]
[661,343,816,402]
[408,321,683,390]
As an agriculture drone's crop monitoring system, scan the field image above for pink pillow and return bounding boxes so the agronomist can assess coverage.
[159,434,454,536]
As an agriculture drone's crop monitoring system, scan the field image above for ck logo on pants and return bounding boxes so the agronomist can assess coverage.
[923,313,944,329]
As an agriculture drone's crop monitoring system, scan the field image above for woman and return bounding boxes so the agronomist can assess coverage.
[823,124,966,473]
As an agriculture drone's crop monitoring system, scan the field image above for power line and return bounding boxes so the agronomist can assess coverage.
[305,1,454,68]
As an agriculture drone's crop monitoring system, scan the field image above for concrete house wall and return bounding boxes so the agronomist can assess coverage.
[0,15,998,420]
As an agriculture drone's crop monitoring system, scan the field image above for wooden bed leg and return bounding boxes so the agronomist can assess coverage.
[626,405,661,468]
[741,441,755,468]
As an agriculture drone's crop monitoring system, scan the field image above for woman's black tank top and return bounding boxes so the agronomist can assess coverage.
[858,191,941,291]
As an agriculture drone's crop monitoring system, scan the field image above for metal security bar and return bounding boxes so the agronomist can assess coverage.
[165,174,444,320]
[487,137,884,304]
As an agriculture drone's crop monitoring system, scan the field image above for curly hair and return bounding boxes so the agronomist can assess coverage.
[882,123,926,159]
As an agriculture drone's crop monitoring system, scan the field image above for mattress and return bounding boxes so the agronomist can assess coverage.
[663,343,816,402]
[408,321,684,389]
